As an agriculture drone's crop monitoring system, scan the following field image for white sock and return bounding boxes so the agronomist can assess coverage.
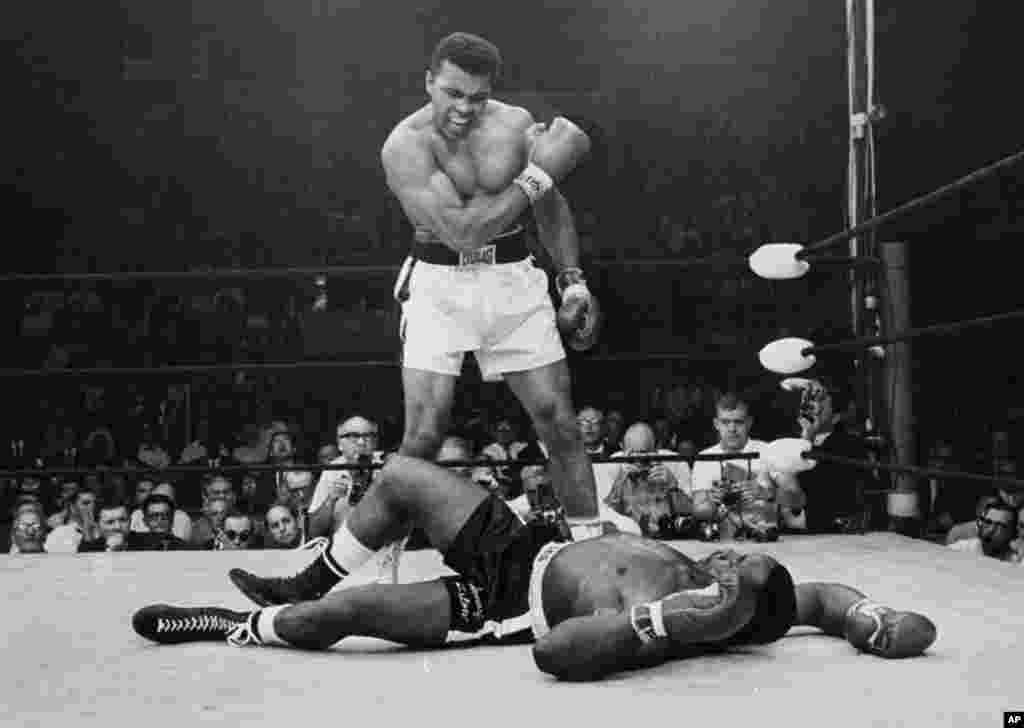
[255,605,290,646]
[328,522,377,575]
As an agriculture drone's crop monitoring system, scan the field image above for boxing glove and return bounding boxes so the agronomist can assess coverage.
[556,268,601,351]
[630,566,757,645]
[529,117,591,183]
[844,598,937,658]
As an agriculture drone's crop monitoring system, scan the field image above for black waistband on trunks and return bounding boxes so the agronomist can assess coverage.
[411,226,530,266]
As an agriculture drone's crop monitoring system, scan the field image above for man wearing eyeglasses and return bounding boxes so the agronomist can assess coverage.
[216,512,257,551]
[123,494,190,551]
[308,416,384,541]
[948,499,1018,562]
[306,415,402,583]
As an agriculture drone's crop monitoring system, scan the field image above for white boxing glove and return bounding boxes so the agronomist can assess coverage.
[760,438,816,474]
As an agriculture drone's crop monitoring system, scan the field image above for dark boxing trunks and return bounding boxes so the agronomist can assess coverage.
[441,494,555,643]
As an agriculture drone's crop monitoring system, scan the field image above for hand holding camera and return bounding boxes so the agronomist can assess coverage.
[348,453,374,505]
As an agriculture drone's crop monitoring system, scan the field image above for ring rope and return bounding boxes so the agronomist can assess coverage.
[0,351,742,379]
[806,449,1024,493]
[0,452,755,480]
[801,308,1024,358]
[2,152,1018,288]
[0,256,751,285]
[4,450,1022,495]
[795,147,1024,258]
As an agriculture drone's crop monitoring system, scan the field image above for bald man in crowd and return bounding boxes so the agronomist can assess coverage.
[603,422,693,538]
[306,415,401,583]
[307,416,385,540]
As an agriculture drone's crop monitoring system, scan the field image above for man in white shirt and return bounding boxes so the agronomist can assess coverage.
[308,416,385,540]
[307,415,399,583]
[691,393,779,538]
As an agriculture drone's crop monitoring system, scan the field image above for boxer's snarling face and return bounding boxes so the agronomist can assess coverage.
[426,60,491,140]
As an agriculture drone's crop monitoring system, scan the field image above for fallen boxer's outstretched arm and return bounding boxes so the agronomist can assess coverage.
[795,583,938,658]
[533,571,756,681]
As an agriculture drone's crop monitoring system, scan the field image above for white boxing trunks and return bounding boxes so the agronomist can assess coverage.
[396,249,565,382]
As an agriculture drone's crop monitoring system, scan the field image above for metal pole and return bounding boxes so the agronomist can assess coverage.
[880,241,920,528]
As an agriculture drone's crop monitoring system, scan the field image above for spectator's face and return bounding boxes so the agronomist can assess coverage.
[220,516,254,550]
[98,506,129,539]
[318,443,340,464]
[135,479,155,505]
[205,497,229,529]
[577,409,604,447]
[144,502,173,534]
[266,506,298,546]
[336,418,378,461]
[278,472,312,512]
[977,506,1016,556]
[13,511,44,553]
[15,502,43,521]
[74,492,97,521]
[205,477,235,506]
[270,433,295,460]
[714,406,752,451]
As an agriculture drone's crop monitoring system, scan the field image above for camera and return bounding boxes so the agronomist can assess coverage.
[628,464,651,481]
[718,482,743,510]
[735,524,779,542]
[348,453,374,505]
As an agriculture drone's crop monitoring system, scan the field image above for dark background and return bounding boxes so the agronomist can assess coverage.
[4,0,1022,442]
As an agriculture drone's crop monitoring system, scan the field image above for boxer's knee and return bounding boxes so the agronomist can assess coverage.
[275,603,346,650]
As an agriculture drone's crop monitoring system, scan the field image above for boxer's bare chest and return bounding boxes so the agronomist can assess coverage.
[428,123,525,198]
[551,536,714,620]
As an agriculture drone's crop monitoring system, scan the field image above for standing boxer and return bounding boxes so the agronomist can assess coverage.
[228,32,606,606]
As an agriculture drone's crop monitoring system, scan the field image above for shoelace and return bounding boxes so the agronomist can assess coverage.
[226,619,259,648]
[846,598,891,651]
[156,614,239,636]
[299,536,329,554]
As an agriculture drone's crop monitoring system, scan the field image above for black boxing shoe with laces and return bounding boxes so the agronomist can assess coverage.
[132,605,258,646]
[228,536,344,606]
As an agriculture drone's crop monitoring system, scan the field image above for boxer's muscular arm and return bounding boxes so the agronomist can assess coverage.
[381,131,531,253]
[532,611,657,681]
[533,572,757,681]
[532,187,581,271]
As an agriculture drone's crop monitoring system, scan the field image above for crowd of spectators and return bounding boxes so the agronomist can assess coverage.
[3,376,1019,566]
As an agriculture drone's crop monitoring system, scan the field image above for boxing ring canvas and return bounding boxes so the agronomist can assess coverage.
[2,532,1019,728]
